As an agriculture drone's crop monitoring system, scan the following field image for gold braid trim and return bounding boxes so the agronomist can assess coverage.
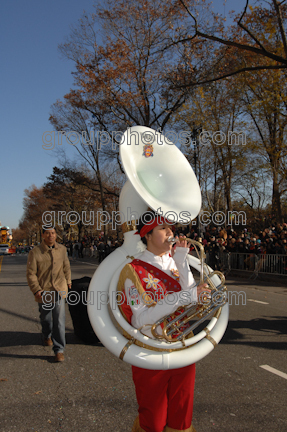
[131,417,198,432]
[204,328,217,347]
[119,338,135,361]
[164,425,197,432]
[131,416,146,432]
[117,263,157,309]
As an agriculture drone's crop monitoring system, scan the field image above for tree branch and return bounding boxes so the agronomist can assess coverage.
[173,65,286,89]
[273,0,287,58]
[237,1,267,52]
[178,0,287,66]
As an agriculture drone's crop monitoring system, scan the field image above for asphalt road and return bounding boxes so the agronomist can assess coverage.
[0,254,286,432]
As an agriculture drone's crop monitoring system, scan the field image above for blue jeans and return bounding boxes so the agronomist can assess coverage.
[38,293,66,354]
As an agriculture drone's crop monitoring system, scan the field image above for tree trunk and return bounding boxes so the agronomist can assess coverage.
[95,158,107,241]
[272,171,282,221]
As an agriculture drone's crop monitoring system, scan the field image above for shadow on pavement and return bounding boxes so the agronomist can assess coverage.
[0,307,41,324]
[221,316,287,350]
[0,331,103,348]
[0,307,74,332]
[0,352,55,362]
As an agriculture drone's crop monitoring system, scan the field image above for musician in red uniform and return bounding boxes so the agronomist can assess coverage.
[117,212,209,432]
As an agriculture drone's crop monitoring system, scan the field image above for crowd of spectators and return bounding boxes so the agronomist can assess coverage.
[59,222,287,276]
[17,220,286,277]
[177,223,287,273]
[179,223,287,253]
[64,223,287,263]
[64,235,123,262]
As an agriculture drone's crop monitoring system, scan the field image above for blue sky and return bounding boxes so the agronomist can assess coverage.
[0,0,242,230]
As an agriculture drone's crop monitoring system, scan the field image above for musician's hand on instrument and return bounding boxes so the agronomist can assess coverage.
[170,235,188,257]
[197,283,211,302]
[176,235,188,248]
[170,236,178,257]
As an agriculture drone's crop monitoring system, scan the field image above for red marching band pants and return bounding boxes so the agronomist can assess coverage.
[131,363,196,432]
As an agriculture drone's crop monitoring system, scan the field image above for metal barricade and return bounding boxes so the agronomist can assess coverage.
[221,252,287,276]
[258,253,287,275]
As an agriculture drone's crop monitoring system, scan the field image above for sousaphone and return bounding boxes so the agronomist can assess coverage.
[87,126,228,370]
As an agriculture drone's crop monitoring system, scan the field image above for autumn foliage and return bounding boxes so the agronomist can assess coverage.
[17,1,287,241]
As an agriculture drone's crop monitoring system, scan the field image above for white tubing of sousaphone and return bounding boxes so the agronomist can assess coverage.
[108,254,222,350]
[119,126,201,222]
[119,180,149,224]
[87,125,228,369]
[87,239,229,369]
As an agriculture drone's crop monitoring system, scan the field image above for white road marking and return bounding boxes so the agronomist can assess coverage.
[247,299,269,305]
[260,365,287,380]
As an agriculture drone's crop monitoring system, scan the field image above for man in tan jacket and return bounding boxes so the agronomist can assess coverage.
[27,228,71,362]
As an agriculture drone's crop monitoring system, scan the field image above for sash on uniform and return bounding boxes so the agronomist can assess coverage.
[131,259,182,295]
[117,259,190,337]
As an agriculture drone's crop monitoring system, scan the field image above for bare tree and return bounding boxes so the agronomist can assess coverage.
[172,0,287,87]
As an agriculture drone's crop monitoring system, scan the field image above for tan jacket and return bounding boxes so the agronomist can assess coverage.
[27,241,71,303]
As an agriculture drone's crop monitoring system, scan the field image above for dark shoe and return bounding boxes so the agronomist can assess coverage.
[55,353,64,362]
[44,337,53,346]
